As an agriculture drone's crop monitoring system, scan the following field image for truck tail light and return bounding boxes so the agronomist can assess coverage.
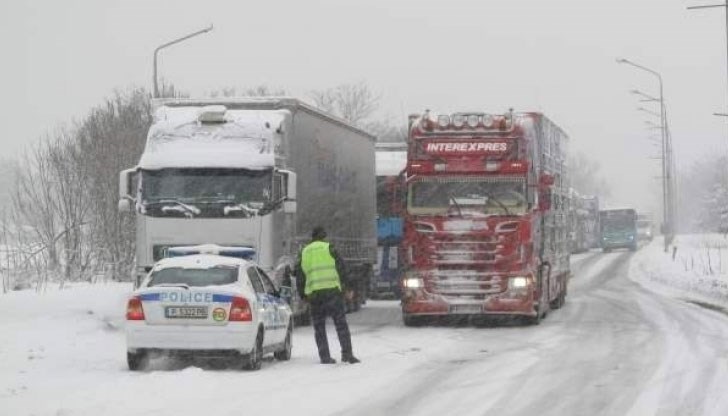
[126,297,145,321]
[229,297,253,321]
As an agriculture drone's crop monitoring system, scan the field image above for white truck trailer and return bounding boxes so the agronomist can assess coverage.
[119,98,377,321]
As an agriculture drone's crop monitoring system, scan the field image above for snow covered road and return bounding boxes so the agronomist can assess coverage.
[3,247,728,415]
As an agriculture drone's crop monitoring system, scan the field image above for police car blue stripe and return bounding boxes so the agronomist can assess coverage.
[212,294,234,303]
[139,293,161,301]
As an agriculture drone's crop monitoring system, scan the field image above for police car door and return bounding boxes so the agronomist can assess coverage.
[246,267,278,346]
[257,267,289,343]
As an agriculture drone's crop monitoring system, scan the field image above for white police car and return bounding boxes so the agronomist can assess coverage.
[125,245,293,371]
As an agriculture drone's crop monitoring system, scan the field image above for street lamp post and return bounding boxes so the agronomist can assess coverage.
[638,107,662,118]
[153,25,213,98]
[631,89,660,103]
[617,58,673,250]
[688,2,728,123]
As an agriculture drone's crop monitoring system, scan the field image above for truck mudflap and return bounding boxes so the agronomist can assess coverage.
[343,263,372,313]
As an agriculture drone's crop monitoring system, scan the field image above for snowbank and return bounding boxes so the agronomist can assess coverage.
[629,234,728,310]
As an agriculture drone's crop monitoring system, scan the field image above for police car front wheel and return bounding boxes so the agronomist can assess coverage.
[274,324,293,361]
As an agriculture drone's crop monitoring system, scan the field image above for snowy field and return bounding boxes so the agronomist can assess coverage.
[630,235,728,311]
[3,241,728,415]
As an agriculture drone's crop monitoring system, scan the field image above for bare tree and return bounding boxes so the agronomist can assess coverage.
[364,118,408,143]
[75,88,152,281]
[158,78,189,99]
[569,152,611,198]
[46,132,90,283]
[309,81,380,126]
[679,153,728,233]
[208,85,287,98]
[12,141,61,276]
[1,207,10,293]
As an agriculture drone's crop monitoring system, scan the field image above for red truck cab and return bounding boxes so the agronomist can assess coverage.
[400,111,570,325]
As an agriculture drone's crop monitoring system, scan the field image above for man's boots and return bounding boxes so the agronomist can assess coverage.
[320,357,336,364]
[341,353,360,364]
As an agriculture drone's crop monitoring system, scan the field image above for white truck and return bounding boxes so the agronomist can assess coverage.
[119,98,377,322]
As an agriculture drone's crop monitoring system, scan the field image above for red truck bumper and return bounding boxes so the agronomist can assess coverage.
[401,291,536,317]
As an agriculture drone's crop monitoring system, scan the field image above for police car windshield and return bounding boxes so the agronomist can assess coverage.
[148,266,238,287]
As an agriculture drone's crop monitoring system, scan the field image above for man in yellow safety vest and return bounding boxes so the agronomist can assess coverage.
[296,226,360,364]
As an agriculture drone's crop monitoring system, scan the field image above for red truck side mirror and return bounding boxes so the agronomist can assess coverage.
[539,173,555,188]
[538,190,552,211]
[537,173,554,211]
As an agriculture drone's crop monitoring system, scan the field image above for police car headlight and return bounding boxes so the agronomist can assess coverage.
[508,276,529,289]
[404,277,423,289]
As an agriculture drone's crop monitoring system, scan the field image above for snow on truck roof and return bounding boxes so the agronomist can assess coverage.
[138,98,376,170]
[138,105,286,170]
[152,97,376,139]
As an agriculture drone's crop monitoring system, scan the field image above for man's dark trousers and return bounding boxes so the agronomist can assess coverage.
[308,288,352,360]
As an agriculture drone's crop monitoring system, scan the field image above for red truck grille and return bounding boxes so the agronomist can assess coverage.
[423,231,519,298]
[428,234,517,266]
[429,271,504,298]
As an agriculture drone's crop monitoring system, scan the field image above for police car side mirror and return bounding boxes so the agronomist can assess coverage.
[278,286,293,298]
[279,286,293,302]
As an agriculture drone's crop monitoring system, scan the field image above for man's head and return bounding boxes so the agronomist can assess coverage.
[312,226,327,240]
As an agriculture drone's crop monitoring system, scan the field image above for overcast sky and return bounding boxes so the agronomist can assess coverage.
[1,0,726,216]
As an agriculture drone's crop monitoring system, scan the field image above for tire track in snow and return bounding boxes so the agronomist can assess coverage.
[483,252,664,415]
[569,251,632,294]
[331,253,628,416]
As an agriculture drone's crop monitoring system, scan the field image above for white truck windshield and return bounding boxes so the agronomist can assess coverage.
[140,168,273,217]
[141,168,272,204]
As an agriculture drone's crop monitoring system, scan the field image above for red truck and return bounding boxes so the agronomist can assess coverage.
[400,111,570,325]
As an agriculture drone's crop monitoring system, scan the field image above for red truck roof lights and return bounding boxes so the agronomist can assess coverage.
[412,111,515,135]
[407,110,531,175]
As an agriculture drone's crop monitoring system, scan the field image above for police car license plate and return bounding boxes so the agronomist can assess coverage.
[165,306,208,319]
[449,304,482,314]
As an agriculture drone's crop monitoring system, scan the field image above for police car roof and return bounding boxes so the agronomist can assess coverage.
[153,254,251,270]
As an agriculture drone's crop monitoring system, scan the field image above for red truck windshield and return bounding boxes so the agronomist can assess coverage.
[408,176,527,216]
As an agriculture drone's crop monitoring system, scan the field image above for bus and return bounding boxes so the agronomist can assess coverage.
[599,209,638,252]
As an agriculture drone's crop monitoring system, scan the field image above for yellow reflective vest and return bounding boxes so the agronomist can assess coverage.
[301,241,341,296]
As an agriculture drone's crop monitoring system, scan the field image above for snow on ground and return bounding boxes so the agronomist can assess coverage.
[5,244,728,415]
[629,234,728,310]
[0,283,470,416]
